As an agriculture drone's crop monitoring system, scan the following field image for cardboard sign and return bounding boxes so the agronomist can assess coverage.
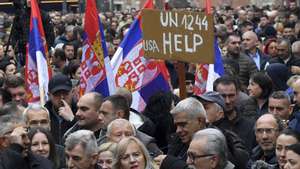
[141,9,214,64]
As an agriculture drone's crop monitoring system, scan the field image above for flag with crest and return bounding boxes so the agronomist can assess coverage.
[80,0,115,97]
[111,0,170,111]
[25,0,52,104]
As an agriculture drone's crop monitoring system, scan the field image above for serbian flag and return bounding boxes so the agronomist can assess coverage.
[79,0,115,97]
[111,0,170,112]
[25,0,51,104]
[194,38,224,95]
[205,0,212,15]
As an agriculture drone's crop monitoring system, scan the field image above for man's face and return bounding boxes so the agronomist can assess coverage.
[277,42,290,60]
[226,36,241,56]
[260,17,269,27]
[108,123,133,143]
[3,45,15,59]
[64,45,75,60]
[283,28,294,38]
[27,109,50,130]
[49,90,72,109]
[185,80,194,95]
[187,137,217,169]
[216,83,237,112]
[268,98,292,120]
[173,111,204,144]
[290,2,297,10]
[242,32,257,51]
[65,144,97,169]
[66,31,74,41]
[7,86,27,106]
[76,95,100,129]
[202,102,223,123]
[255,115,279,152]
[99,101,116,128]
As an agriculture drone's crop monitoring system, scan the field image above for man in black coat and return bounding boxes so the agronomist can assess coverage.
[44,73,77,145]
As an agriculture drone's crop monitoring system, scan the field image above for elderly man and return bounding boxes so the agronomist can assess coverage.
[247,114,282,168]
[158,128,236,169]
[23,104,51,130]
[106,118,135,143]
[168,97,207,160]
[65,130,100,169]
[99,94,162,157]
[194,91,225,124]
[187,128,235,169]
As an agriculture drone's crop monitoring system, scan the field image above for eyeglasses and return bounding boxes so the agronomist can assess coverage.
[187,152,214,163]
[255,128,278,135]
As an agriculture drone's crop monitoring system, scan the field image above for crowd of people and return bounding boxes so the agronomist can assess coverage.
[2,0,300,169]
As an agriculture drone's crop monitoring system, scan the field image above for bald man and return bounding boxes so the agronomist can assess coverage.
[106,118,136,143]
[242,31,269,70]
[248,114,281,168]
[64,92,103,140]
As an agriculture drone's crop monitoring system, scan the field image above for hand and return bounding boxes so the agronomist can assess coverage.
[154,154,167,167]
[9,126,28,147]
[58,99,74,121]
[291,66,300,74]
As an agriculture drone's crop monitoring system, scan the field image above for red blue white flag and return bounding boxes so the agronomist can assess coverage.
[194,38,224,95]
[80,0,115,97]
[111,0,170,112]
[25,0,52,104]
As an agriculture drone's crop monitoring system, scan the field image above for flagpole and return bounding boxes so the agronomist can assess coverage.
[177,62,187,99]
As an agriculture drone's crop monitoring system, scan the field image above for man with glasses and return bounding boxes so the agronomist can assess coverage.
[247,113,282,168]
[187,128,234,169]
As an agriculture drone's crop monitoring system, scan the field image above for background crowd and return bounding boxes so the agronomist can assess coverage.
[2,0,300,169]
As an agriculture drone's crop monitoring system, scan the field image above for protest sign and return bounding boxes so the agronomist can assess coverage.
[141,9,214,64]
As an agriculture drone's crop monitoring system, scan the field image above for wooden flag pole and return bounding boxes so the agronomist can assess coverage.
[176,62,187,100]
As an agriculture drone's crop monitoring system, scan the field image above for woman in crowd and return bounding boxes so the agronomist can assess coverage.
[284,143,300,169]
[98,142,117,169]
[113,136,157,169]
[247,71,273,118]
[264,38,278,58]
[28,127,62,169]
[276,129,300,169]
